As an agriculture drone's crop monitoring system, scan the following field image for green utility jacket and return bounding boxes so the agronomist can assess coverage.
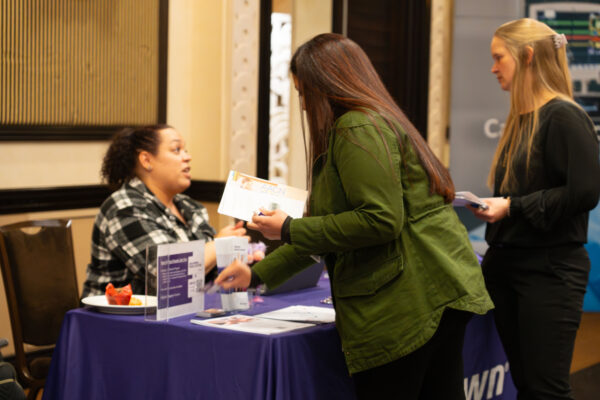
[253,110,493,374]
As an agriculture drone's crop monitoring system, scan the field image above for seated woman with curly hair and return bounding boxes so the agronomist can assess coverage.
[82,124,249,297]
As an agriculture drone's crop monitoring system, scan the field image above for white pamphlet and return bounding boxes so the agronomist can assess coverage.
[190,314,315,335]
[220,291,250,312]
[453,191,489,210]
[218,171,308,222]
[214,236,250,312]
[255,305,336,324]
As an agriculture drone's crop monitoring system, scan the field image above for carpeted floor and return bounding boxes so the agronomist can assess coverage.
[569,312,600,400]
[571,313,600,373]
[571,362,600,400]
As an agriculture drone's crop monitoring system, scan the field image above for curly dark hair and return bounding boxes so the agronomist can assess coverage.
[101,124,172,189]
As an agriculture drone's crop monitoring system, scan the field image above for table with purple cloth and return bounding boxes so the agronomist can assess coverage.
[42,275,516,400]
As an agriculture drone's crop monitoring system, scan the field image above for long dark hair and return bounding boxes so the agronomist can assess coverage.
[101,124,172,189]
[290,33,454,202]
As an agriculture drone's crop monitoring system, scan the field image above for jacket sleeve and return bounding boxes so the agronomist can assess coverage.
[511,104,600,230]
[251,243,317,288]
[290,123,405,255]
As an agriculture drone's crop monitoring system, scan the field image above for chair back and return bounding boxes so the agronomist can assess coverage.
[0,219,80,396]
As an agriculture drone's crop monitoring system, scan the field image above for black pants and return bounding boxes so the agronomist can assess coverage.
[482,244,590,400]
[352,308,472,400]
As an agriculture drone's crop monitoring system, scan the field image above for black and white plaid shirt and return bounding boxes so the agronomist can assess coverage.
[82,177,216,297]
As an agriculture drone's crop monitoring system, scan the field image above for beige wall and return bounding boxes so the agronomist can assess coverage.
[288,0,332,190]
[273,0,292,13]
[167,0,227,183]
[0,142,108,189]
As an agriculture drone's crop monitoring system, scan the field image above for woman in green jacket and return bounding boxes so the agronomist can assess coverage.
[216,33,493,399]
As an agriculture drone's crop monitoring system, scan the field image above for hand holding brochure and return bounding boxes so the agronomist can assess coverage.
[218,171,308,222]
[453,191,489,210]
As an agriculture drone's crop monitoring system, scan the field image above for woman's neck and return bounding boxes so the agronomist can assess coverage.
[519,89,556,114]
[142,179,176,210]
[151,185,186,224]
[535,90,556,109]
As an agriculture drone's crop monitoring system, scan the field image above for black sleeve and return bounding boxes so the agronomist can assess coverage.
[205,267,218,282]
[280,216,293,244]
[510,105,600,231]
[249,269,264,288]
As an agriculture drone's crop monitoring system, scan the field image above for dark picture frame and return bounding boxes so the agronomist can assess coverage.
[0,0,169,142]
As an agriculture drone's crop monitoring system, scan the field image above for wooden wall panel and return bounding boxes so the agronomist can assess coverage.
[0,0,160,129]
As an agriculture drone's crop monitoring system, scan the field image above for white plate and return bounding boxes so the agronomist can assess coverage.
[81,295,157,315]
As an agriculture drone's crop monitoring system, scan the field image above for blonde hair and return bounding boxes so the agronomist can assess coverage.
[489,18,574,192]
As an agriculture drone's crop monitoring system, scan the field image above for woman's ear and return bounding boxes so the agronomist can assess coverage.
[138,151,153,172]
[525,45,534,65]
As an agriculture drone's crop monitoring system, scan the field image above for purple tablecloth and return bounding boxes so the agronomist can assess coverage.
[42,276,516,400]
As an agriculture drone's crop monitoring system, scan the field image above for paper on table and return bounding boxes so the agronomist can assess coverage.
[218,171,308,222]
[190,314,315,335]
[453,191,489,210]
[255,305,336,324]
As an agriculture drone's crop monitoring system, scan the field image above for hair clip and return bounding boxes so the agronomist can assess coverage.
[553,33,568,49]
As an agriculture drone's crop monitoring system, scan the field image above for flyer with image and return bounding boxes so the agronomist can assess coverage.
[218,171,308,222]
[190,314,315,335]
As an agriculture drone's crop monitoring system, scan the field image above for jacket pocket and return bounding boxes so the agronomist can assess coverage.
[333,250,404,298]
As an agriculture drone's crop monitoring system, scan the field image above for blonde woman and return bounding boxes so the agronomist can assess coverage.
[468,18,600,399]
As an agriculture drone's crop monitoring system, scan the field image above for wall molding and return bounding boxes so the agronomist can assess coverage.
[427,0,452,166]
[0,125,127,141]
[228,0,260,176]
[267,12,292,184]
[0,180,225,215]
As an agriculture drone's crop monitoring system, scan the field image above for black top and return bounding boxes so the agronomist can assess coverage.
[486,98,600,247]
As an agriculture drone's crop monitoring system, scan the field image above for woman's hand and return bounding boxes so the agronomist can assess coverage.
[247,209,289,240]
[216,220,247,238]
[467,197,510,223]
[215,259,252,290]
[204,221,250,272]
